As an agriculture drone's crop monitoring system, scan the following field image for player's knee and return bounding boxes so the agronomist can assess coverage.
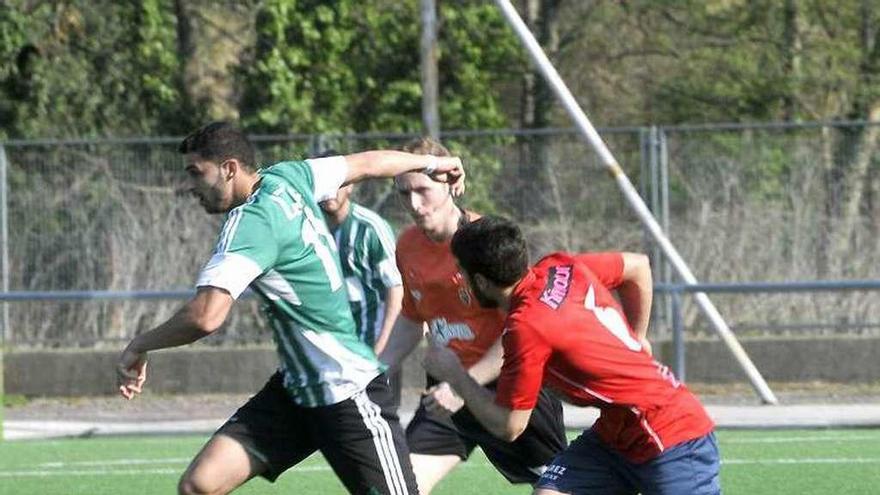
[177,475,204,495]
[177,477,198,495]
[178,471,223,495]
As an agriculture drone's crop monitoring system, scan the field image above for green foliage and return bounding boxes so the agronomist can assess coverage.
[239,0,361,133]
[0,0,189,139]
[239,0,522,134]
[3,0,878,138]
[0,4,27,81]
[2,393,28,408]
[621,0,875,123]
[1,0,879,143]
[444,138,508,215]
[437,2,524,130]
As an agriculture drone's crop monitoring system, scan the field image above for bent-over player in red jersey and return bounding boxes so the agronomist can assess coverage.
[424,216,720,495]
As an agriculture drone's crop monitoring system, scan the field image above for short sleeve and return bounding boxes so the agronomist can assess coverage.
[195,206,278,299]
[494,320,552,410]
[305,156,348,202]
[574,252,624,289]
[367,219,402,289]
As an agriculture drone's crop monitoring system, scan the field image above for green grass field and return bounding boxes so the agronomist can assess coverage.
[0,429,878,494]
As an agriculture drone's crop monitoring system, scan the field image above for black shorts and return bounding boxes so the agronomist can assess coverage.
[216,371,418,495]
[405,378,567,484]
[386,365,403,412]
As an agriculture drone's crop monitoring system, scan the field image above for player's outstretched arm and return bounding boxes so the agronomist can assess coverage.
[377,314,425,369]
[116,287,234,400]
[619,252,653,346]
[423,335,506,416]
[342,151,465,196]
[466,335,504,385]
[423,342,533,441]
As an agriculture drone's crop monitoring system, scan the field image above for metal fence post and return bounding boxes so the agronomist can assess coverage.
[639,128,660,334]
[0,144,8,441]
[644,127,670,337]
[671,289,686,382]
[639,127,649,207]
[648,126,661,258]
[0,145,7,341]
[658,128,673,339]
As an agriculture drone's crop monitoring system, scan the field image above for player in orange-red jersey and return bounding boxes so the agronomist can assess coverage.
[425,216,720,495]
[379,138,566,494]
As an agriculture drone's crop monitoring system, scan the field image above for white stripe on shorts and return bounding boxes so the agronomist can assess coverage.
[352,390,409,495]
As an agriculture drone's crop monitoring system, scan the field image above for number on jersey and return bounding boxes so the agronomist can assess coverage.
[584,284,642,351]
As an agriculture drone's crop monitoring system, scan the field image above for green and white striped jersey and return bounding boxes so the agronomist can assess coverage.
[332,203,402,347]
[195,157,382,407]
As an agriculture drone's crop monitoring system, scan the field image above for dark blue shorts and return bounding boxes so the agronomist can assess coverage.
[535,430,721,495]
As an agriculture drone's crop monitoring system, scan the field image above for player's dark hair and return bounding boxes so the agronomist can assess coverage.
[401,136,451,157]
[451,216,529,287]
[179,121,257,171]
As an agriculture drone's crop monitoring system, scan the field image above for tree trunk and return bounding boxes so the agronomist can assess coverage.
[517,0,565,228]
[174,0,197,117]
[782,0,802,121]
[824,1,880,276]
[834,102,880,267]
[173,0,250,121]
[420,0,440,139]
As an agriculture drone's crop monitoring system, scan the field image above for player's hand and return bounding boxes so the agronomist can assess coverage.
[640,336,653,356]
[422,382,464,416]
[427,157,466,197]
[116,345,148,400]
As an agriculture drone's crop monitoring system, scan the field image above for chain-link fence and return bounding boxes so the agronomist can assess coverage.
[655,122,880,338]
[2,122,879,348]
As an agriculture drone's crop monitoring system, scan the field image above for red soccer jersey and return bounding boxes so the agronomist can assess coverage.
[495,252,714,463]
[397,214,506,369]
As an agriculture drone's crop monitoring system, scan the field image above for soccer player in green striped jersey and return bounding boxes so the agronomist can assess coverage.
[115,122,464,495]
[320,183,403,353]
[321,183,405,410]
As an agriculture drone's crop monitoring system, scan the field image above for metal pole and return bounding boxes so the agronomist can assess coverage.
[639,128,649,207]
[671,291,686,381]
[494,0,778,404]
[421,0,440,139]
[659,129,674,337]
[646,127,670,338]
[648,127,668,335]
[0,145,7,342]
[0,145,7,440]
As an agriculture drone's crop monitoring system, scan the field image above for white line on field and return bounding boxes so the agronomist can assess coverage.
[723,457,880,465]
[0,465,338,478]
[2,457,880,478]
[723,434,880,444]
[0,468,182,477]
[0,461,501,478]
[38,458,192,468]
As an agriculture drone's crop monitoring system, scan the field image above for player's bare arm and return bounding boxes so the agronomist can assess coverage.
[116,287,234,400]
[373,285,404,355]
[618,252,653,350]
[342,150,465,196]
[466,335,504,385]
[423,335,506,415]
[423,342,533,442]
[377,314,425,368]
